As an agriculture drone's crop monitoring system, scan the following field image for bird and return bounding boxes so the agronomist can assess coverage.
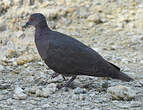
[23,13,134,88]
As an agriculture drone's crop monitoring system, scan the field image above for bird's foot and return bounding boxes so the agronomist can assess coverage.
[50,72,66,81]
[57,76,76,89]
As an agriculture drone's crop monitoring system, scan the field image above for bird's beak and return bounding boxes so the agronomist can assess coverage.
[23,21,30,28]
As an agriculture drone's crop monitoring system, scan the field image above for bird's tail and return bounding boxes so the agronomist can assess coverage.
[111,71,134,82]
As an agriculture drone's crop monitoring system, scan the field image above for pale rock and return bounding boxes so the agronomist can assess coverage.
[107,85,136,100]
[16,54,35,65]
[74,87,87,94]
[7,98,14,105]
[140,60,143,64]
[79,94,86,100]
[77,7,89,18]
[66,0,82,5]
[13,87,27,100]
[35,88,43,97]
[130,101,142,107]
[15,31,25,38]
[116,103,130,109]
[87,14,103,24]
[35,83,57,97]
[29,86,39,94]
[42,83,57,97]
[0,65,4,72]
[25,76,34,83]
[0,23,6,32]
[42,103,51,108]
[0,44,17,61]
[13,0,23,7]
[7,49,17,58]
[88,22,95,27]
[122,58,129,64]
[0,95,3,101]
[40,1,49,8]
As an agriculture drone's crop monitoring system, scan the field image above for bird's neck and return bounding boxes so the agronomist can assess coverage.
[35,21,51,40]
[35,22,50,39]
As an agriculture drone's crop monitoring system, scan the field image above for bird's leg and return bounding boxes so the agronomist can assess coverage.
[51,72,66,81]
[64,75,76,87]
[62,75,66,81]
[57,75,77,89]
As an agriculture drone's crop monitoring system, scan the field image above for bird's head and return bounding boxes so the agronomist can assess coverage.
[23,13,47,28]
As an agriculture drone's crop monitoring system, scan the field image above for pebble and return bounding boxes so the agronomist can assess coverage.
[29,86,39,94]
[0,23,6,31]
[13,87,27,100]
[35,83,57,97]
[16,54,35,65]
[42,83,57,97]
[0,65,4,72]
[107,85,136,100]
[74,87,87,94]
[0,83,10,89]
[87,14,103,24]
[130,101,141,107]
[35,88,42,97]
[15,31,25,38]
[116,103,130,109]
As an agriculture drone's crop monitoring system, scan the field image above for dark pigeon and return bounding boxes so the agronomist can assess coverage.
[23,13,134,88]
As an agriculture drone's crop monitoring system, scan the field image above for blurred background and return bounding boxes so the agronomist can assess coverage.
[0,0,143,109]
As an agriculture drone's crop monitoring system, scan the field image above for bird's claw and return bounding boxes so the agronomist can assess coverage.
[50,73,66,81]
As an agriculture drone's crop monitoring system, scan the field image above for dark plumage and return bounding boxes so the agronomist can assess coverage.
[23,13,134,88]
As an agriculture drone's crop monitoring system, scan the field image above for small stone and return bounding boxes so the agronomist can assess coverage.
[13,87,27,100]
[79,94,86,100]
[40,1,49,8]
[0,65,4,72]
[42,83,57,97]
[15,31,25,38]
[42,103,50,108]
[74,87,87,94]
[140,60,143,64]
[139,80,143,86]
[7,98,14,105]
[0,95,4,100]
[107,85,136,100]
[35,88,43,97]
[0,23,6,31]
[77,7,89,18]
[13,0,23,7]
[7,49,17,58]
[87,14,103,24]
[133,81,142,87]
[16,54,35,65]
[0,84,10,89]
[102,81,108,89]
[29,86,39,94]
[35,83,57,97]
[116,103,130,109]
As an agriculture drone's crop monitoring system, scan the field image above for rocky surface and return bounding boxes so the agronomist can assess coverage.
[0,0,143,109]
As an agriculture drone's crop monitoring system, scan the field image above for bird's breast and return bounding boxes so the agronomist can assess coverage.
[35,38,50,60]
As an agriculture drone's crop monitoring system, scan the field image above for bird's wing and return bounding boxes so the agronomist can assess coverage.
[45,33,112,76]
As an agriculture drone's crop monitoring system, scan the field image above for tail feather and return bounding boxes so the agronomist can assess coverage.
[111,71,134,82]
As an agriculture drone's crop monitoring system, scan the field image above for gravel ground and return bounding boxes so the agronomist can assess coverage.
[0,0,143,109]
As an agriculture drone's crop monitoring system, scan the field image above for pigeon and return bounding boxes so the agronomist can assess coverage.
[23,13,134,88]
